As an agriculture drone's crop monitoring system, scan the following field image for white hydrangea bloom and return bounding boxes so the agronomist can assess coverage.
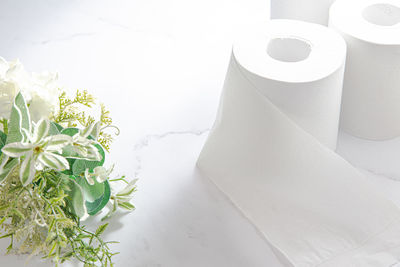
[0,57,59,121]
[0,57,19,120]
[0,81,19,121]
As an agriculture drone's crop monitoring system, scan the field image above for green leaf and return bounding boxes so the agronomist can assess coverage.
[48,242,57,257]
[60,127,80,137]
[12,208,25,220]
[60,128,80,175]
[61,174,87,218]
[95,223,108,236]
[6,93,31,144]
[0,233,13,239]
[49,122,63,136]
[72,144,105,176]
[6,104,22,144]
[6,241,13,253]
[86,183,111,216]
[0,157,19,183]
[0,131,6,153]
[0,132,6,144]
[1,142,33,157]
[118,202,135,211]
[75,177,111,216]
[0,216,7,226]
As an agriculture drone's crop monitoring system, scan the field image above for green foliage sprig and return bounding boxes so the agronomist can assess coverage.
[53,90,95,127]
[0,169,115,267]
[52,90,117,152]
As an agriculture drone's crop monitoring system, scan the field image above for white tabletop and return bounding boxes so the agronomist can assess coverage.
[1,1,400,266]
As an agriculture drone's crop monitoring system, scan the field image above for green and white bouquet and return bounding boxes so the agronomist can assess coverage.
[0,58,136,266]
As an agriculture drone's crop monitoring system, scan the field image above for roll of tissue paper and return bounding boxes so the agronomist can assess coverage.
[271,0,335,25]
[330,0,400,140]
[198,20,400,267]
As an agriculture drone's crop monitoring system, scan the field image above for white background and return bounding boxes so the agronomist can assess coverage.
[1,0,400,266]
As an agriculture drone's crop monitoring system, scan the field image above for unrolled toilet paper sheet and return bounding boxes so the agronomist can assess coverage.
[198,20,400,267]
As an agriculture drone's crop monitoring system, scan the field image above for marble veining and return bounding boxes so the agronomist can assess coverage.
[0,0,400,266]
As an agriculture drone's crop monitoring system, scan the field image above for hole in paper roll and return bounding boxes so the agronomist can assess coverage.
[267,38,311,63]
[363,3,400,26]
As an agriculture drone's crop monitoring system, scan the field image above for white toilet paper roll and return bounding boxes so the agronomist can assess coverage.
[233,22,345,149]
[198,20,400,267]
[329,0,400,140]
[271,0,335,25]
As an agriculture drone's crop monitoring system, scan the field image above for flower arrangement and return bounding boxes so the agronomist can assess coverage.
[0,58,136,266]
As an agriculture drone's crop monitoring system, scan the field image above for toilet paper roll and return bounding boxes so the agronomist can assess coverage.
[329,0,400,140]
[198,20,400,267]
[271,0,335,25]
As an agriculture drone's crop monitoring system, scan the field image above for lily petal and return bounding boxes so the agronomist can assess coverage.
[20,151,36,186]
[86,145,102,161]
[44,134,72,152]
[33,119,50,143]
[2,142,33,157]
[80,122,95,139]
[38,152,69,171]
[73,134,93,146]
[90,121,101,139]
[117,179,138,197]
[93,166,107,183]
[84,168,95,185]
[72,145,88,157]
[93,165,113,183]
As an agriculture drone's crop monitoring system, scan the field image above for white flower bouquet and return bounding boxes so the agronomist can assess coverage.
[0,58,136,266]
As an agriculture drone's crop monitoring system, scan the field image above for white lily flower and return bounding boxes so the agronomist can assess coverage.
[1,119,72,186]
[115,179,138,202]
[84,168,95,185]
[84,165,114,185]
[70,123,102,162]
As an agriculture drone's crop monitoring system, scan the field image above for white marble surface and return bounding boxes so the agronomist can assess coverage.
[1,0,400,266]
